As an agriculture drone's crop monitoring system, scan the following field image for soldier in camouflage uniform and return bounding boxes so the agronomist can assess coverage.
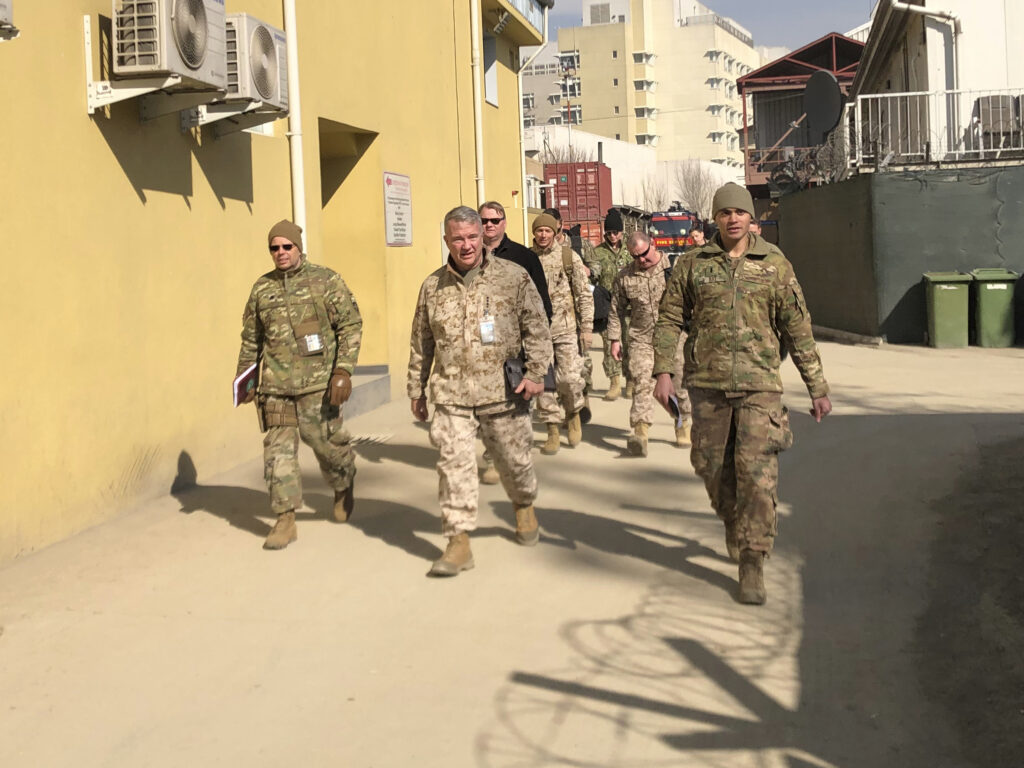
[531,213,593,455]
[653,183,832,605]
[409,206,553,577]
[236,219,363,551]
[586,210,632,401]
[607,231,691,458]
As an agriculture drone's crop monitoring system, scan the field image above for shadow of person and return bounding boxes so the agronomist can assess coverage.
[353,441,437,469]
[578,421,630,453]
[492,503,736,597]
[316,493,517,563]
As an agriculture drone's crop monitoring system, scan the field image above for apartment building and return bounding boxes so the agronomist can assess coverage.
[555,1,762,173]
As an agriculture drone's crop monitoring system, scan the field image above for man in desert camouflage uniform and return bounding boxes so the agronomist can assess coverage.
[586,209,632,401]
[531,213,593,455]
[409,206,553,577]
[236,219,362,551]
[607,231,691,458]
[653,183,832,605]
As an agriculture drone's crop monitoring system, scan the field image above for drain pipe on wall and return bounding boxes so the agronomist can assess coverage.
[470,0,486,205]
[889,0,962,90]
[283,0,307,239]
[518,5,549,241]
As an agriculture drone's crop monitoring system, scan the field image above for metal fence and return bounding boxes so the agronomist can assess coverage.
[852,87,1024,168]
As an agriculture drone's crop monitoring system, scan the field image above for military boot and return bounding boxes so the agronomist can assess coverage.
[675,420,692,447]
[724,521,740,562]
[604,375,622,401]
[429,533,474,576]
[566,412,583,447]
[541,423,561,455]
[263,510,297,550]
[624,379,634,399]
[626,423,649,457]
[738,549,767,605]
[514,505,540,546]
[480,459,500,485]
[333,482,354,522]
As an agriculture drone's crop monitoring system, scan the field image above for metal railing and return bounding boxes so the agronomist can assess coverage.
[852,87,1024,168]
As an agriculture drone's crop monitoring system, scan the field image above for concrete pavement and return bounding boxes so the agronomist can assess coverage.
[1,341,1022,767]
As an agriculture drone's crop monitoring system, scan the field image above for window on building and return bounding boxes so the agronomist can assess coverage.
[522,93,535,110]
[614,105,620,114]
[567,105,582,124]
[524,116,536,128]
[549,114,563,125]
[613,77,619,86]
[612,50,618,59]
[590,3,610,24]
[615,133,621,139]
[483,35,499,107]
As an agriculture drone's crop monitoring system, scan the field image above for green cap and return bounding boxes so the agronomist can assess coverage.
[711,183,754,216]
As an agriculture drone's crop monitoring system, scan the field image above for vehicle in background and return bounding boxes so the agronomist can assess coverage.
[648,203,702,265]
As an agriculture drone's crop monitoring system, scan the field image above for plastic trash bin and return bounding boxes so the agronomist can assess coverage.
[970,268,1018,347]
[923,271,971,348]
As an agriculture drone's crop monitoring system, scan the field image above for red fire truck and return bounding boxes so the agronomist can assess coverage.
[649,204,702,264]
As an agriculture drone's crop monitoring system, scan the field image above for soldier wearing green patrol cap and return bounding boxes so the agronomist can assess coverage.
[652,182,832,605]
[236,219,363,551]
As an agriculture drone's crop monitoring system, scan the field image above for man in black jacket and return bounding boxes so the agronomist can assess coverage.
[479,201,552,321]
[477,201,554,484]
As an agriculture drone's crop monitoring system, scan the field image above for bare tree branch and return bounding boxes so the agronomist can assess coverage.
[640,176,671,212]
[672,160,717,219]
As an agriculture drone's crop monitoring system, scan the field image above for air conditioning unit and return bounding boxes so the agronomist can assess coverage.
[224,13,289,111]
[113,0,227,92]
[0,1,12,26]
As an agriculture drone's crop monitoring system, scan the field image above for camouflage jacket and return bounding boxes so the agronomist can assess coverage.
[587,241,631,292]
[652,234,829,398]
[607,256,672,346]
[237,258,362,396]
[532,242,594,338]
[407,254,553,408]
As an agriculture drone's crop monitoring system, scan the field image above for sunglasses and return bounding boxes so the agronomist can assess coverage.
[481,217,504,225]
[632,243,652,259]
[269,244,295,253]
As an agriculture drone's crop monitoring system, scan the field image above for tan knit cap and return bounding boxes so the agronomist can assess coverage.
[711,183,754,216]
[268,219,304,252]
[532,213,558,233]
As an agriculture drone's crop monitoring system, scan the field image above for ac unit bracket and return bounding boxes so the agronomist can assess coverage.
[182,101,284,137]
[83,15,223,118]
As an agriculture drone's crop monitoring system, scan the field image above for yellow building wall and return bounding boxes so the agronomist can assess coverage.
[0,0,537,563]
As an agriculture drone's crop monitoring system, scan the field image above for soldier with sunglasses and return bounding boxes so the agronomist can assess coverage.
[236,219,363,550]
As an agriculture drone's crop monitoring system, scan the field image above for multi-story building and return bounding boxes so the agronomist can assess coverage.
[553,1,762,174]
[521,43,572,128]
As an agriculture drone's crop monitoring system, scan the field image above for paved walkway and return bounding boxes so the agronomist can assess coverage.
[1,342,1022,767]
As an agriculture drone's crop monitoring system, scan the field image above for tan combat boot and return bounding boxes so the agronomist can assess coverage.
[675,420,692,447]
[724,521,740,562]
[624,379,634,399]
[480,460,500,485]
[333,482,354,522]
[738,549,767,605]
[626,423,649,457]
[541,423,561,455]
[263,510,297,550]
[566,412,583,447]
[429,533,474,576]
[514,505,540,546]
[604,375,622,401]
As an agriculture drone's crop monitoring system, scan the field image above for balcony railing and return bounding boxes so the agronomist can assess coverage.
[852,87,1024,168]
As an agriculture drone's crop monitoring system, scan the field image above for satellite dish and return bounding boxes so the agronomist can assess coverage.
[804,70,844,142]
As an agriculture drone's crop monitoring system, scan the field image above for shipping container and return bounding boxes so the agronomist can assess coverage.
[543,161,613,224]
[564,219,603,246]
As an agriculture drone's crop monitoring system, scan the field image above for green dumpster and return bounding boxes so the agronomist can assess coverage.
[970,268,1018,347]
[923,271,972,348]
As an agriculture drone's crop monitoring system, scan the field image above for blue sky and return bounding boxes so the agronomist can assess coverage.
[548,0,876,50]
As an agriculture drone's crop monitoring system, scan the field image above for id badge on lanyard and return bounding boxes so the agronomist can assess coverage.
[479,296,495,345]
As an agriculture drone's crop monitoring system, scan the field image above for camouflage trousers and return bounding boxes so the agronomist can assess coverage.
[600,330,623,379]
[672,332,692,414]
[626,339,690,429]
[581,345,594,394]
[431,402,537,536]
[688,388,792,553]
[537,333,586,424]
[261,390,355,515]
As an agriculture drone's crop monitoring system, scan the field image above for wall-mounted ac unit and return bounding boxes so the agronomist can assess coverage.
[0,1,12,26]
[113,0,227,92]
[225,13,288,112]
